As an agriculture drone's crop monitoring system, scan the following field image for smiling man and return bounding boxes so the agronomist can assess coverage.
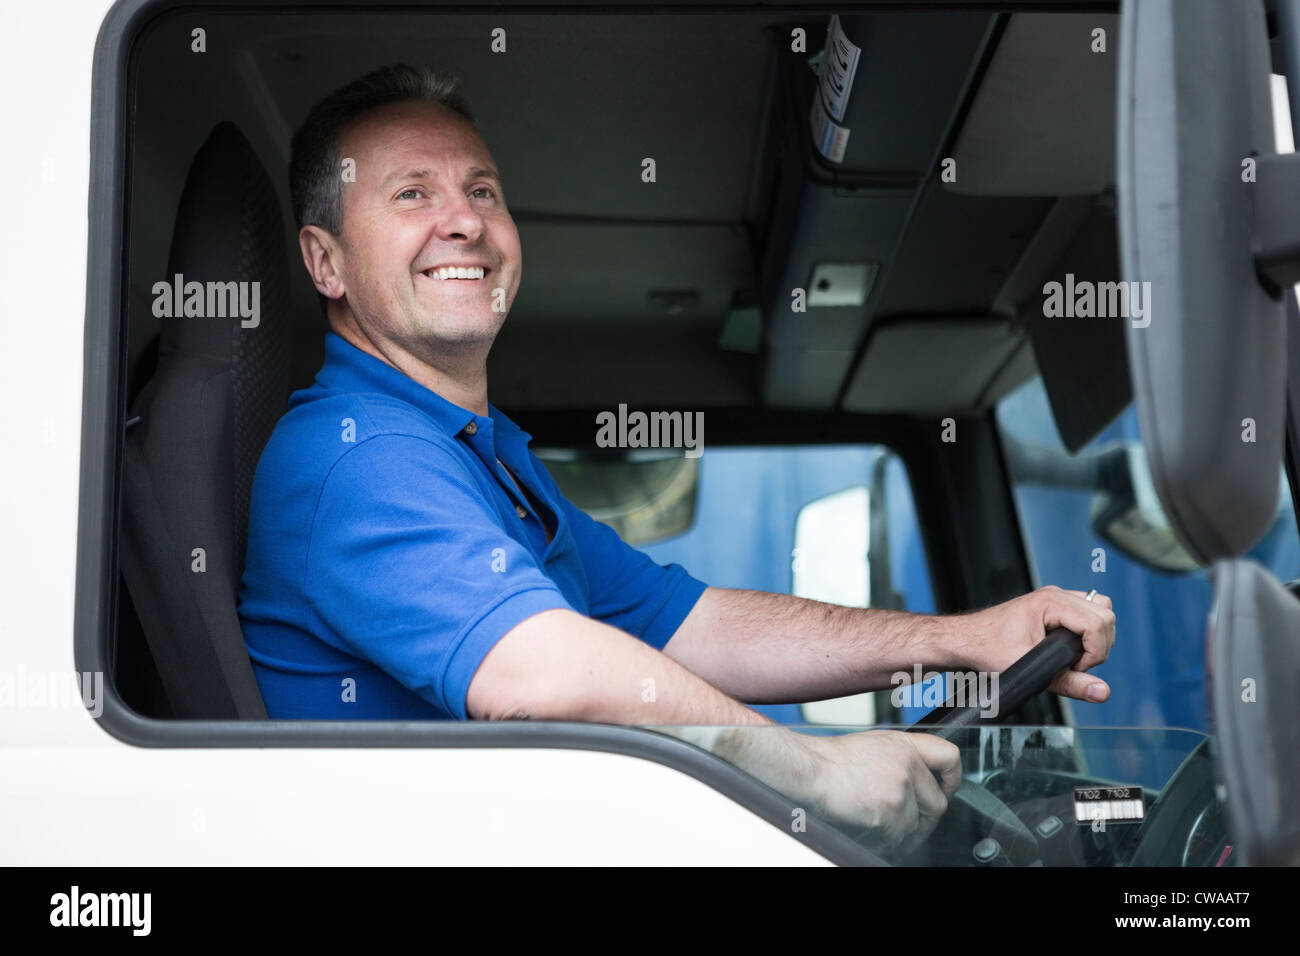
[237,64,1116,851]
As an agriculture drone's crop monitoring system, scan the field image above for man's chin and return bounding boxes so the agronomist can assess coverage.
[413,315,505,350]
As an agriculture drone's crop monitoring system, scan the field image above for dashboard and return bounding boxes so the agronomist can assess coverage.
[861,732,1228,867]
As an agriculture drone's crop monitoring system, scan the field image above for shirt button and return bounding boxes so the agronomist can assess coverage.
[515,505,527,519]
[464,421,478,436]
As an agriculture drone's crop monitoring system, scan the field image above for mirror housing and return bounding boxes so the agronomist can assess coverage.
[1088,443,1202,573]
[1001,433,1201,573]
[535,449,699,545]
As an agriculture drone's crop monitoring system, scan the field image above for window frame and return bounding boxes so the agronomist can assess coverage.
[78,0,1066,867]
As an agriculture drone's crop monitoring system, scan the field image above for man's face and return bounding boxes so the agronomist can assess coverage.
[323,100,522,357]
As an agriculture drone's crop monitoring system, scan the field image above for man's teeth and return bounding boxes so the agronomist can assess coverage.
[424,266,486,280]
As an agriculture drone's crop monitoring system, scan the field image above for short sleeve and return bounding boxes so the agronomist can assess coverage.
[557,495,708,650]
[304,434,574,718]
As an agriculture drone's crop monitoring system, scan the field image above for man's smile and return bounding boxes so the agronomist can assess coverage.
[418,263,492,282]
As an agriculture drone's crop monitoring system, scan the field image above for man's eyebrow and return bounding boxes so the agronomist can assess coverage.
[379,166,502,187]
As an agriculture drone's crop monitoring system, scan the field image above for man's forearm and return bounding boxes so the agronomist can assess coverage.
[467,608,778,727]
[662,587,976,704]
[468,609,835,812]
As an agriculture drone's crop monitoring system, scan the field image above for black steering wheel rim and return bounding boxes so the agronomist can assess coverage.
[863,625,1089,864]
[910,625,1086,735]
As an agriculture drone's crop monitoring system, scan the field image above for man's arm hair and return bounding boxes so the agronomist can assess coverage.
[662,586,950,703]
[466,609,834,811]
[466,609,775,726]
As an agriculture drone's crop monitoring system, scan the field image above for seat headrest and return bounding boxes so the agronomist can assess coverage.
[158,121,289,361]
[139,119,290,579]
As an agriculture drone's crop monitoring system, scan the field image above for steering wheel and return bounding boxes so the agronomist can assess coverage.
[910,625,1086,735]
[858,627,1087,864]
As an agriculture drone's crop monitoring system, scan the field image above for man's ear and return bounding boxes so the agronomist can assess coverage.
[299,225,347,300]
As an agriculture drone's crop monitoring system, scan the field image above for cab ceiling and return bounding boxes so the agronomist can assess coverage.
[126,8,1124,414]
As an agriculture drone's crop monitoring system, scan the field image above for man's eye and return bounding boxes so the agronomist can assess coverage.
[470,186,496,200]
[397,188,423,200]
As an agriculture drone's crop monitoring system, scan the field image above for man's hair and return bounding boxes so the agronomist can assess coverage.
[289,64,476,237]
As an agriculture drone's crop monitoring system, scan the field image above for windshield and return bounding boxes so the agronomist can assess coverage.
[996,377,1300,733]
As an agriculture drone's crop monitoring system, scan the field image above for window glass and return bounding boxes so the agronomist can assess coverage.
[996,377,1300,733]
[549,445,937,725]
[654,723,1218,867]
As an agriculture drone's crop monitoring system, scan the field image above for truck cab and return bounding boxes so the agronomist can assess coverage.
[5,0,1299,867]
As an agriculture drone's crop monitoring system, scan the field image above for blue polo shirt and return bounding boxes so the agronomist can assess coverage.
[237,331,706,719]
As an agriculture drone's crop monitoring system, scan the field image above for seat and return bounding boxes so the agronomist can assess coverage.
[118,121,290,719]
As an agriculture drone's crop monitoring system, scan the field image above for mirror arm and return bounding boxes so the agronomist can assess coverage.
[1253,152,1300,295]
[1000,432,1112,491]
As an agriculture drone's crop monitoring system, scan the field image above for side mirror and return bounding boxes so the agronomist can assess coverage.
[1001,432,1201,573]
[792,484,871,608]
[790,452,906,609]
[793,483,874,726]
[791,449,907,726]
[1089,443,1202,573]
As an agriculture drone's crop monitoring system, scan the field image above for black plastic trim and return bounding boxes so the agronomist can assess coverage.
[830,11,1009,410]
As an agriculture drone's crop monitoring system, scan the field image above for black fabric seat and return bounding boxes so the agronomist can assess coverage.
[119,121,290,719]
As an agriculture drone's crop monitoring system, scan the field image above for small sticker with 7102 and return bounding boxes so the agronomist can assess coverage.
[1073,786,1145,824]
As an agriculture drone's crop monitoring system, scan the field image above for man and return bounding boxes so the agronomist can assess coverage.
[238,64,1116,853]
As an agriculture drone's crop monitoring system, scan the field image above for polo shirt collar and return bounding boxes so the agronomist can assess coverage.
[316,331,532,447]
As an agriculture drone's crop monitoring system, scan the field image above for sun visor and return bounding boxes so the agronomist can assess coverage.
[842,316,1028,415]
[1117,0,1288,564]
[1207,559,1300,867]
[946,13,1118,196]
[1026,205,1133,452]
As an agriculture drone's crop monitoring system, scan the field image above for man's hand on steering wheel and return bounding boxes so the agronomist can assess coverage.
[803,730,963,856]
[960,585,1117,703]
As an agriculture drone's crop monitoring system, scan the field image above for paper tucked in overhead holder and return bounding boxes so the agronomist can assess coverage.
[820,14,861,121]
[808,15,861,163]
[809,95,851,164]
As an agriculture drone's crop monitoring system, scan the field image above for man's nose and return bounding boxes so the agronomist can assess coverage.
[434,190,485,242]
